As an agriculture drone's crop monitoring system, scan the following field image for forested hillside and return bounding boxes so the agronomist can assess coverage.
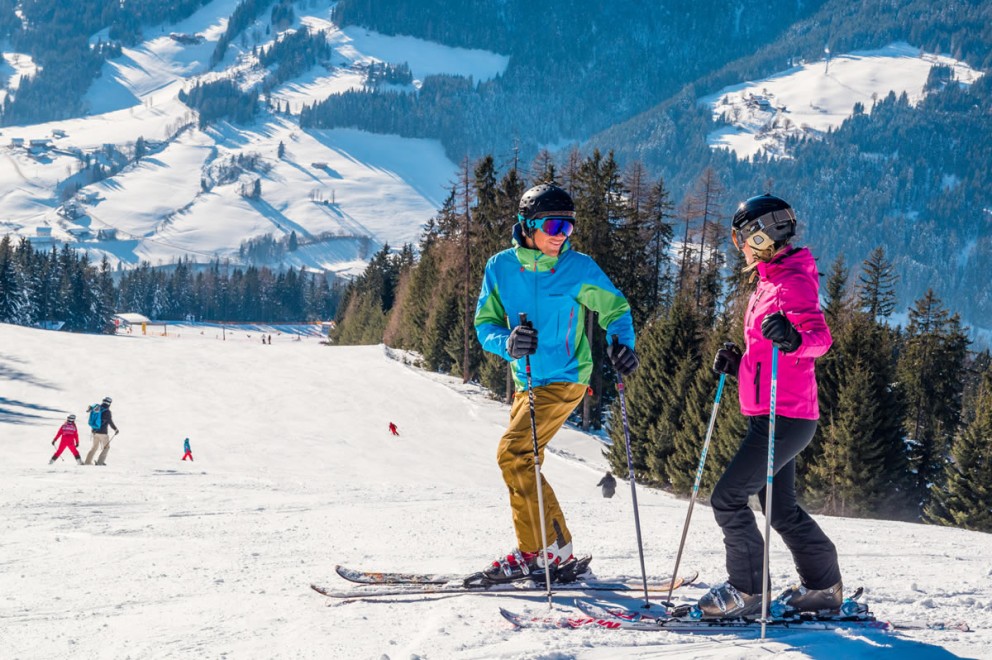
[312,0,826,156]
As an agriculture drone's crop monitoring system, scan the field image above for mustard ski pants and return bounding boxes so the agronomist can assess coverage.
[498,382,587,553]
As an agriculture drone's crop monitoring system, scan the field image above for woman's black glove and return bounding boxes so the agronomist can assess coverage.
[712,342,742,376]
[761,311,802,353]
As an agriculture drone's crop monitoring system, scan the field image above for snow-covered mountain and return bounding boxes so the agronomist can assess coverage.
[702,42,983,160]
[0,0,507,276]
[2,321,990,658]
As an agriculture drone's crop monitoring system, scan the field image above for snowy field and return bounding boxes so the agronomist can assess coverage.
[1,322,991,659]
[703,42,984,160]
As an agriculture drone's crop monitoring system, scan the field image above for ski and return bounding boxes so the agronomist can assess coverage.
[499,606,892,632]
[313,568,698,601]
[500,592,970,633]
[335,556,597,587]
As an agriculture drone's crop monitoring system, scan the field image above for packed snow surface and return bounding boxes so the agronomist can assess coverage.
[1,322,990,658]
[703,42,984,160]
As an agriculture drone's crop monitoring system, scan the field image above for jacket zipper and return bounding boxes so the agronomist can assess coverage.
[754,361,762,406]
[566,307,574,355]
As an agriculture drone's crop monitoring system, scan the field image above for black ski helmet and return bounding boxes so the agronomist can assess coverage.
[518,184,574,220]
[731,194,796,258]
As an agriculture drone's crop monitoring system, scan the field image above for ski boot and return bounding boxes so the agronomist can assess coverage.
[468,541,575,587]
[695,582,762,619]
[774,580,844,615]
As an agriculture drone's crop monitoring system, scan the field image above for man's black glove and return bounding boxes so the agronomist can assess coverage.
[608,339,639,376]
[506,323,538,359]
[761,311,802,353]
[712,342,742,377]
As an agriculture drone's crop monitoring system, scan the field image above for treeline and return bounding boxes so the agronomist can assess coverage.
[180,79,259,128]
[0,236,115,333]
[257,27,332,93]
[0,237,342,331]
[117,259,340,322]
[331,151,992,532]
[365,62,412,87]
[211,0,277,67]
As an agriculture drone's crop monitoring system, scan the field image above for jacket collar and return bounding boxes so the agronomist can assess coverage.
[511,223,570,272]
[755,245,807,280]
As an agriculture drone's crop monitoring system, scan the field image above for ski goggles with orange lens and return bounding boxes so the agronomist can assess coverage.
[519,214,575,237]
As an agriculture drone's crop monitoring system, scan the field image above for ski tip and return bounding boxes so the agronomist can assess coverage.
[499,607,524,628]
[681,570,700,587]
[310,583,330,596]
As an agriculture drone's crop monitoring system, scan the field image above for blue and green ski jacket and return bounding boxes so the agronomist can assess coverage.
[474,225,636,391]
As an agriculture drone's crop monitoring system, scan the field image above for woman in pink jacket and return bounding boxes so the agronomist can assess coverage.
[697,194,842,619]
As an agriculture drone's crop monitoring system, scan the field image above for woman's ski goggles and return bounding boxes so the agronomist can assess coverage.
[519,213,575,237]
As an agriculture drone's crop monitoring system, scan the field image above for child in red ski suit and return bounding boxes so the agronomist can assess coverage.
[50,415,83,465]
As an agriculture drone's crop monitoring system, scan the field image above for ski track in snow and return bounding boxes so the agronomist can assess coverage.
[1,322,991,658]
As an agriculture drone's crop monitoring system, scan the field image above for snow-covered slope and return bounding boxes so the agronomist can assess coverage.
[2,322,990,658]
[703,42,983,160]
[0,1,508,275]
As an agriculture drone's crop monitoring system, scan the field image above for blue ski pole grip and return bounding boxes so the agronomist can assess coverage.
[714,372,726,404]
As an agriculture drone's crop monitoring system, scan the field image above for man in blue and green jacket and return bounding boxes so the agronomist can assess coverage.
[474,183,638,581]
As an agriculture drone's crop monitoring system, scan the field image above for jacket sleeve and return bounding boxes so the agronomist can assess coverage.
[575,259,636,348]
[474,259,512,360]
[776,276,831,359]
[106,409,118,432]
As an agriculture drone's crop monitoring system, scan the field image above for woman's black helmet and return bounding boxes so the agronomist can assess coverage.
[731,194,796,258]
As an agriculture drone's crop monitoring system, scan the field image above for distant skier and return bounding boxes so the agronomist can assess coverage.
[388,422,399,436]
[597,472,616,498]
[84,396,119,466]
[697,194,842,619]
[49,414,83,465]
[181,437,193,461]
[474,183,637,581]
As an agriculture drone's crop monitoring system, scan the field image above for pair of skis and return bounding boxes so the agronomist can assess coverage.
[501,590,971,633]
[312,559,699,601]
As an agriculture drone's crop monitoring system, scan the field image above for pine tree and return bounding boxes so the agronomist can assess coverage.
[898,290,970,515]
[643,175,675,313]
[858,246,898,319]
[807,355,887,516]
[925,370,992,532]
[608,294,703,484]
[665,329,727,495]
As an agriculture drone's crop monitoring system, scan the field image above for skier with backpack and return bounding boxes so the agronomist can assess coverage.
[49,414,83,465]
[84,396,119,466]
[696,194,842,618]
[474,183,638,583]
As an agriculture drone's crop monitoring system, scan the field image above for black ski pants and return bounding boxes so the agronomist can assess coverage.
[709,415,841,595]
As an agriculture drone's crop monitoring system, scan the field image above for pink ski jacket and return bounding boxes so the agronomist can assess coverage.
[53,422,80,445]
[738,247,831,420]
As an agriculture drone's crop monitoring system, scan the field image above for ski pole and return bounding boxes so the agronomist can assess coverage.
[760,346,779,639]
[665,371,727,608]
[520,313,553,607]
[612,335,651,609]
